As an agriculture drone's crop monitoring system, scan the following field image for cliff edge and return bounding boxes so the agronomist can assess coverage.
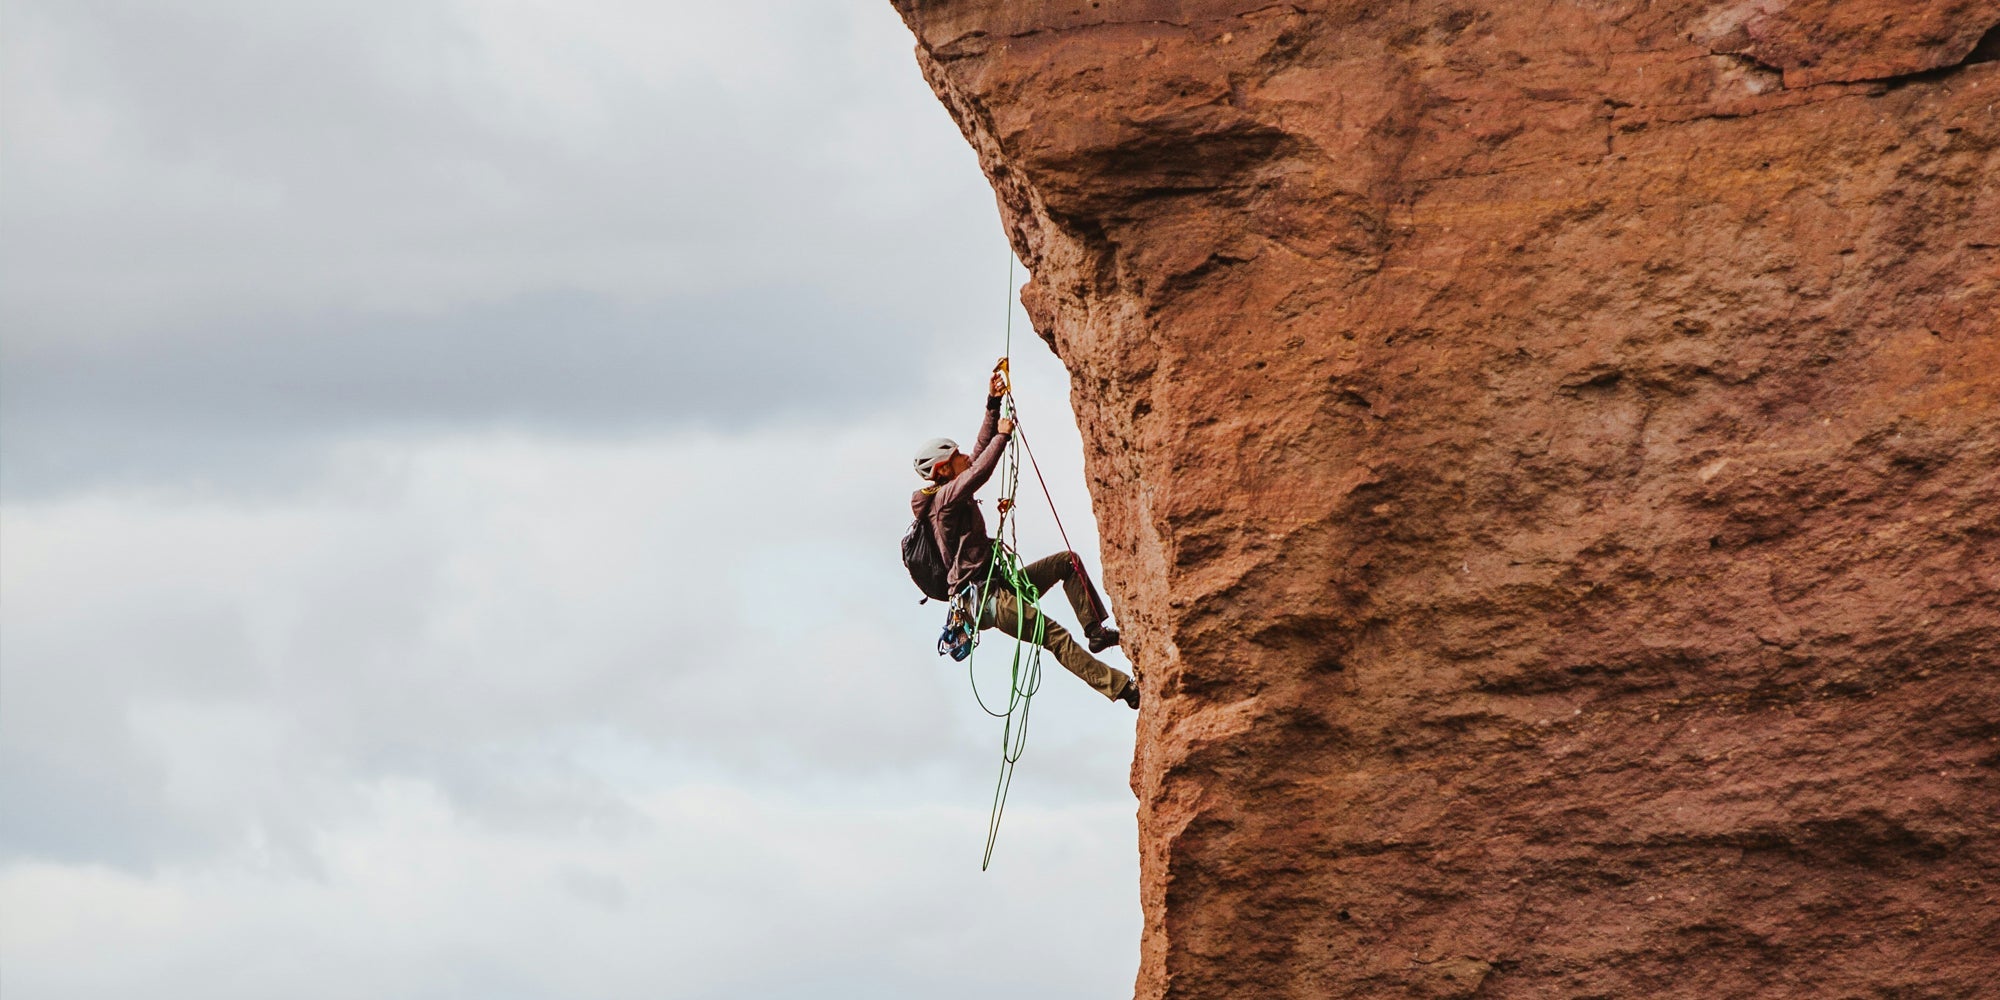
[893,2,2000,996]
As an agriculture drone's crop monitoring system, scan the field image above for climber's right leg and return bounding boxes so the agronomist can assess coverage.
[982,586,1133,705]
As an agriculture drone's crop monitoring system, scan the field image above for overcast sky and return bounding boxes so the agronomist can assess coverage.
[0,3,1142,997]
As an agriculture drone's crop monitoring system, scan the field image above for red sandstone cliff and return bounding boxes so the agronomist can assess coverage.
[892,2,2000,996]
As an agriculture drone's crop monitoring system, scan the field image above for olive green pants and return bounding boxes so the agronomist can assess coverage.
[978,552,1130,701]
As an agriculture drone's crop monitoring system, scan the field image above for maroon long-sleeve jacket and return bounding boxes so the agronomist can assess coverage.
[911,395,1011,595]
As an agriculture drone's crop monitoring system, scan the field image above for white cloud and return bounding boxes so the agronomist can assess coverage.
[2,778,1139,1000]
[0,1,1141,994]
[3,400,1140,994]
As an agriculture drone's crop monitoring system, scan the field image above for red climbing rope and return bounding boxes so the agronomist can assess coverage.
[1002,407,1104,624]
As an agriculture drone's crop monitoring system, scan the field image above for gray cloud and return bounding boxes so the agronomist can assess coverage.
[2,286,931,495]
[0,412,1131,870]
[3,0,1004,495]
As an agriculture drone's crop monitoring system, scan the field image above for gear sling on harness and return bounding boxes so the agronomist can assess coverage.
[938,586,977,660]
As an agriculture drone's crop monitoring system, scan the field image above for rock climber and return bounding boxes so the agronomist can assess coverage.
[911,368,1138,709]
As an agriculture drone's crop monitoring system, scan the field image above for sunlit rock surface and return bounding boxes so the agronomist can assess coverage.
[893,2,2000,996]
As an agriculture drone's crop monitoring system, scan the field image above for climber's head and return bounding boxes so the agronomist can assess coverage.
[913,437,960,480]
[935,451,972,482]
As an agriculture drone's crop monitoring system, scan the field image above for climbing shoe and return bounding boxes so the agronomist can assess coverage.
[1118,683,1140,710]
[1085,624,1121,654]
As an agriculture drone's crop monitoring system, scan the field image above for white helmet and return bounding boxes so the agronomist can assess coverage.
[912,437,958,478]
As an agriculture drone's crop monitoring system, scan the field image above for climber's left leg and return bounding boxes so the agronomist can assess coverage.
[1021,551,1118,650]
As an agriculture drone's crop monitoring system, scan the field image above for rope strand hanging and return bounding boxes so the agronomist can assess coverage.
[963,252,1030,870]
[963,250,1092,871]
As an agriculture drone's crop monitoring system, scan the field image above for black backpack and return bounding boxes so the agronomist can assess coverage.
[902,499,952,602]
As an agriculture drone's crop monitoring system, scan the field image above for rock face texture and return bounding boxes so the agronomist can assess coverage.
[892,2,2000,997]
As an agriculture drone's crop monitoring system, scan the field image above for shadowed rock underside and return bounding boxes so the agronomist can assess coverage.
[892,2,2000,997]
